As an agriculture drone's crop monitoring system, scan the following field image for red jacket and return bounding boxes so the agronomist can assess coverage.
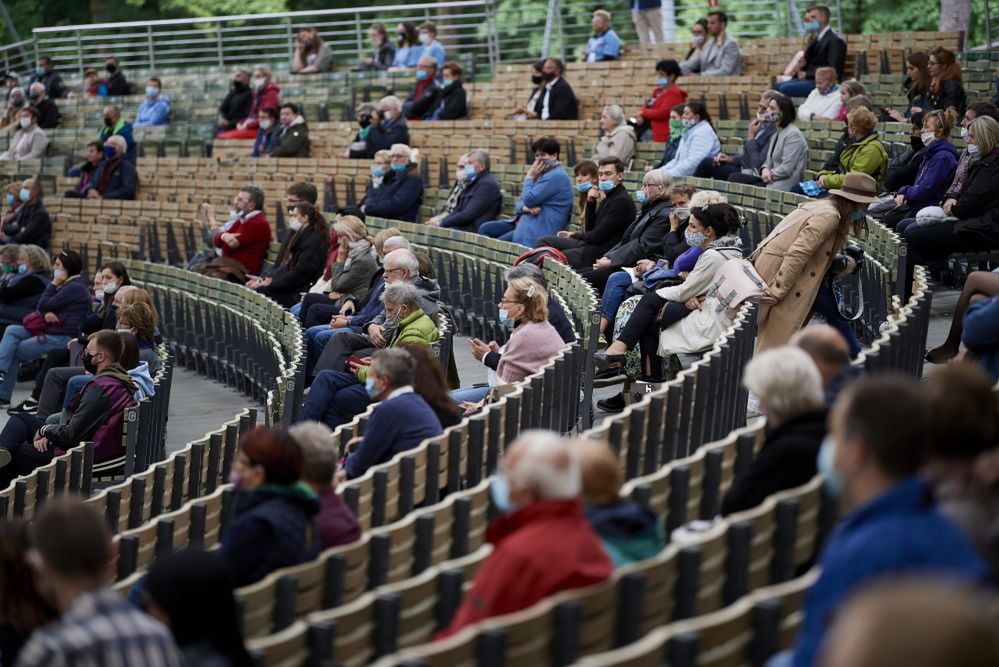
[213,210,272,275]
[640,84,688,143]
[436,498,612,639]
[241,82,281,130]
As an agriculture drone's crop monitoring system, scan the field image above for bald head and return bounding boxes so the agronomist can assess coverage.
[791,325,851,388]
[417,55,437,70]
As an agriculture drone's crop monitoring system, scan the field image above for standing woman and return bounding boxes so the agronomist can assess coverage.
[751,172,877,352]
[248,202,328,308]
[927,47,967,116]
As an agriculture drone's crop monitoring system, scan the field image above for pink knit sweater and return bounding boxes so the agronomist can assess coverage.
[497,320,566,385]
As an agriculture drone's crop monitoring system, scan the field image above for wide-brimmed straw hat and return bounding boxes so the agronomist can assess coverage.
[828,172,879,204]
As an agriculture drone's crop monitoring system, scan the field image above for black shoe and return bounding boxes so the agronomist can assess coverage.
[594,367,624,381]
[0,449,9,468]
[597,392,626,413]
[8,399,37,415]
[593,351,627,372]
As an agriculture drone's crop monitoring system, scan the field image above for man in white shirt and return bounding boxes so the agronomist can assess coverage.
[796,67,842,121]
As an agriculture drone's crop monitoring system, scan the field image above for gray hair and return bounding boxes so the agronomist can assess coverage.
[383,248,419,278]
[383,236,411,252]
[372,348,415,389]
[759,90,781,104]
[379,95,402,112]
[505,262,548,290]
[28,82,44,96]
[743,346,824,424]
[106,135,127,153]
[505,430,581,500]
[602,104,625,126]
[288,422,337,485]
[0,244,19,263]
[468,148,490,171]
[382,280,423,311]
[390,143,412,160]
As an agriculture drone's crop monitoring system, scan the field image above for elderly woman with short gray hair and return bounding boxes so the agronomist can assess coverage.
[593,104,637,166]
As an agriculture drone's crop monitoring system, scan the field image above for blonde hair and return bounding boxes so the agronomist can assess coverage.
[969,115,999,154]
[332,215,368,243]
[373,149,391,163]
[593,9,612,22]
[118,287,153,308]
[689,189,728,208]
[507,275,549,323]
[372,227,403,256]
[19,244,50,272]
[117,301,159,340]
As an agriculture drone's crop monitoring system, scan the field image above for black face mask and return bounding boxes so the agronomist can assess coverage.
[531,74,543,84]
[233,81,247,92]
[358,115,371,129]
[82,350,98,374]
[105,63,116,74]
[910,134,923,151]
[542,71,556,82]
[103,116,114,128]
[27,92,38,102]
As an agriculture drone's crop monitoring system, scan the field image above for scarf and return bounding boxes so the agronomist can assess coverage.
[95,362,139,397]
[344,238,372,270]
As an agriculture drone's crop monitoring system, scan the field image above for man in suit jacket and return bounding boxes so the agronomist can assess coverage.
[679,10,742,76]
[435,149,503,232]
[775,4,847,98]
[533,58,579,121]
[402,56,442,121]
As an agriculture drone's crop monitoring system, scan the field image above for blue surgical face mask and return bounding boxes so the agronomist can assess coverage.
[103,145,117,159]
[53,268,65,279]
[364,376,379,398]
[5,194,12,206]
[490,471,517,514]
[18,188,30,203]
[804,20,821,32]
[684,229,708,246]
[442,78,455,87]
[35,67,45,77]
[817,437,844,498]
[657,77,670,86]
[498,307,514,328]
[17,263,27,274]
[145,86,159,98]
[636,190,648,204]
[415,69,427,81]
[851,209,867,222]
[391,162,407,173]
[463,165,477,180]
[576,182,592,193]
[598,179,616,192]
[371,165,386,178]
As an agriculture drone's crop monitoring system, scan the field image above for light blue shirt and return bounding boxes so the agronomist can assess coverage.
[393,44,422,68]
[662,120,721,177]
[134,95,170,127]
[586,29,622,62]
[420,40,446,68]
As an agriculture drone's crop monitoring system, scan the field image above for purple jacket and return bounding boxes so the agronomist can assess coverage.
[48,372,136,462]
[672,245,704,273]
[315,486,362,549]
[899,139,958,212]
[35,276,92,336]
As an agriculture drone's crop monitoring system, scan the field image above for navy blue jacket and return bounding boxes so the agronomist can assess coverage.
[366,117,410,154]
[0,271,49,325]
[85,156,138,200]
[439,170,503,232]
[963,296,999,381]
[363,164,424,222]
[35,276,91,337]
[221,484,321,587]
[346,277,385,328]
[345,391,443,478]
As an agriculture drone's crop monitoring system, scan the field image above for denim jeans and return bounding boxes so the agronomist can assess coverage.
[305,325,361,378]
[812,281,861,357]
[479,220,516,241]
[450,384,491,404]
[601,271,633,320]
[774,78,816,97]
[0,326,73,401]
[298,370,370,429]
[289,302,302,316]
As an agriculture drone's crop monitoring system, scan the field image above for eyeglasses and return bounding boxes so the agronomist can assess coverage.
[498,298,523,306]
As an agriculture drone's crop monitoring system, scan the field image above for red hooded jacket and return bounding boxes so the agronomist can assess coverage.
[640,83,688,143]
[213,210,272,275]
[436,498,612,638]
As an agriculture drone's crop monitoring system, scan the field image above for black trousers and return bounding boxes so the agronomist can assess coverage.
[299,292,340,326]
[617,292,691,381]
[0,413,50,489]
[31,347,71,401]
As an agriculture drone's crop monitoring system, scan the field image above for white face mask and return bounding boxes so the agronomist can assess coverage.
[289,219,303,231]
[259,119,273,130]
[103,281,118,294]
[418,33,431,45]
[921,131,937,147]
[251,77,265,90]
[692,35,705,47]
[960,126,969,140]
[968,143,980,155]
[19,116,30,129]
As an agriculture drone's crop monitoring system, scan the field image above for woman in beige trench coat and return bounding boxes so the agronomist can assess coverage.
[750,172,878,352]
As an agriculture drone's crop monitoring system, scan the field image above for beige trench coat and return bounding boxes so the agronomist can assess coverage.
[749,199,848,351]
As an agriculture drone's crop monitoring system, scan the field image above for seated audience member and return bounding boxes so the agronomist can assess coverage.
[248,201,328,307]
[417,22,446,68]
[659,101,721,178]
[899,116,999,298]
[83,136,136,201]
[0,108,47,161]
[945,104,999,194]
[886,52,933,121]
[679,10,741,76]
[217,69,253,133]
[593,105,637,165]
[0,519,58,666]
[58,330,156,421]
[537,157,635,269]
[429,61,468,120]
[363,149,391,196]
[774,4,846,97]
[403,343,462,428]
[102,57,127,96]
[729,93,808,191]
[927,47,966,115]
[143,549,254,667]
[391,22,421,69]
[453,275,565,409]
[29,56,66,99]
[695,91,778,181]
[15,499,181,667]
[345,102,379,159]
[437,430,612,638]
[923,364,999,577]
[426,154,470,224]
[594,203,742,382]
[361,143,423,222]
[433,149,503,232]
[790,324,861,406]
[928,270,999,365]
[786,376,987,667]
[288,422,361,549]
[634,59,687,142]
[0,242,16,279]
[366,96,410,154]
[534,58,579,121]
[511,60,545,120]
[572,159,599,216]
[360,23,396,71]
[884,112,928,193]
[403,56,441,121]
[649,104,686,169]
[81,68,103,97]
[835,80,867,120]
[0,244,49,333]
[217,65,281,140]
[27,83,58,129]
[795,67,841,121]
[480,137,574,246]
[1,179,50,248]
[134,78,170,127]
[579,439,663,565]
[816,94,876,175]
[116,301,161,368]
[212,186,272,276]
[302,281,439,427]
[64,141,104,198]
[268,103,310,158]
[97,105,135,161]
[221,427,320,587]
[721,347,826,515]
[884,108,958,230]
[291,26,333,74]
[251,107,280,157]
[821,579,999,667]
[806,107,886,193]
[298,215,378,325]
[1,86,27,130]
[962,295,999,380]
[335,348,444,481]
[0,330,136,486]
[585,10,622,62]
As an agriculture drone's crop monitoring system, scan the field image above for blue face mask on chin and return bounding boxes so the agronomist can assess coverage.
[598,179,616,193]
[490,472,518,514]
[391,162,407,173]
[817,437,844,498]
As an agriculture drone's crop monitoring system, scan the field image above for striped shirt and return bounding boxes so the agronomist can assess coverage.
[16,589,181,667]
